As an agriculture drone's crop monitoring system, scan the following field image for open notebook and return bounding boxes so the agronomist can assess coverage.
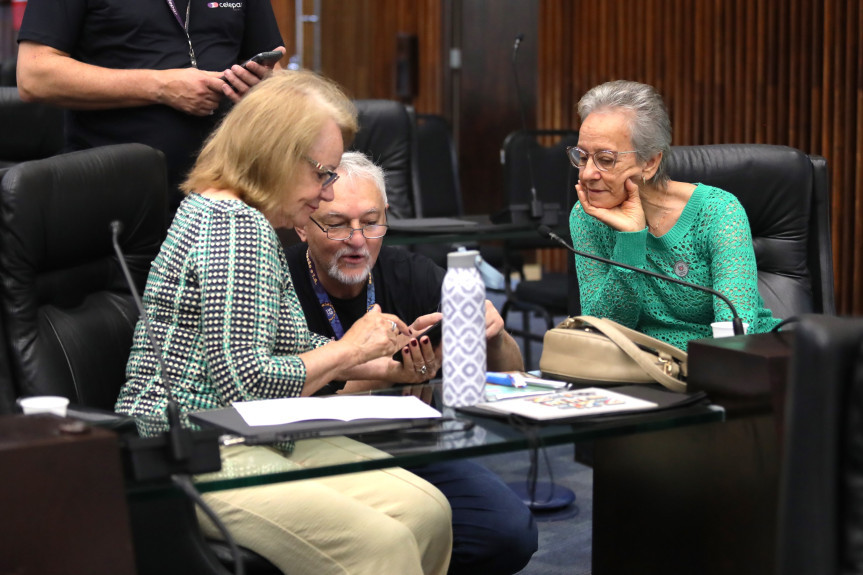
[190,395,442,443]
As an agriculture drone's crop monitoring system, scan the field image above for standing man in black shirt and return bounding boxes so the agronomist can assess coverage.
[287,151,538,575]
[16,0,284,211]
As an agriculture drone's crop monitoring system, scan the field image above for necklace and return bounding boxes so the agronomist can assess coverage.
[646,186,672,235]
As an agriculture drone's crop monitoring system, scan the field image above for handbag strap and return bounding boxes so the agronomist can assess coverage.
[571,316,688,393]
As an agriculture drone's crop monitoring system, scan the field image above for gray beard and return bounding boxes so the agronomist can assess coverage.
[326,246,371,286]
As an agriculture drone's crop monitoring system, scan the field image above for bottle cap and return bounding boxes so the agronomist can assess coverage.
[447,249,480,269]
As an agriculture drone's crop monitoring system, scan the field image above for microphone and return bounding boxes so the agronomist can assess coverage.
[537,225,746,336]
[510,33,543,220]
[111,221,221,481]
[512,33,524,54]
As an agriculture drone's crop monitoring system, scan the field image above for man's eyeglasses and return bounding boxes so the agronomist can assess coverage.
[309,217,389,241]
[566,146,637,172]
[304,156,340,189]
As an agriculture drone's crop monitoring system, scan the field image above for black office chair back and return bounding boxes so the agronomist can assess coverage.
[501,129,580,223]
[666,144,834,318]
[498,130,579,368]
[0,59,15,86]
[415,114,462,218]
[0,87,65,169]
[777,314,863,575]
[351,99,421,219]
[0,313,16,414]
[0,143,167,410]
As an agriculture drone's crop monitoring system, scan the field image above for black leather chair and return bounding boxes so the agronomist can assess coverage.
[277,98,423,251]
[0,144,280,575]
[415,113,462,219]
[0,59,16,86]
[498,130,580,368]
[410,113,523,278]
[0,144,165,406]
[777,314,863,575]
[0,86,65,169]
[350,99,422,219]
[665,144,835,317]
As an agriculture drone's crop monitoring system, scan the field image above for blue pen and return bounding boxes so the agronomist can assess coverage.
[486,372,526,387]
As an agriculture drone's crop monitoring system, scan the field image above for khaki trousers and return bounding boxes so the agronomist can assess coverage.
[196,436,453,575]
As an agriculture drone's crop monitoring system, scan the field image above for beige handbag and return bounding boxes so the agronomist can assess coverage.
[539,316,688,393]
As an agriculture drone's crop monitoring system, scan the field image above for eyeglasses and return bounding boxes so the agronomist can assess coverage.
[566,146,637,172]
[309,216,389,241]
[304,156,340,189]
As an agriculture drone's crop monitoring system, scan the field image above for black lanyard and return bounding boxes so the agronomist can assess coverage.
[306,248,375,340]
[165,0,197,68]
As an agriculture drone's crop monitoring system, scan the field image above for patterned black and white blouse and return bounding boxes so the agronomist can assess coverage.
[115,194,330,424]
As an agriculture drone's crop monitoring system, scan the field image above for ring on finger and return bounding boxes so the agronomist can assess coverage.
[416,364,428,376]
[389,320,398,333]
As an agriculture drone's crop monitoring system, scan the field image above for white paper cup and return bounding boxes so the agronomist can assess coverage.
[711,321,749,338]
[18,396,70,417]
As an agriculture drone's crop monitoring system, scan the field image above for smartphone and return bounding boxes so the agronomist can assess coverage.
[392,319,443,363]
[242,50,284,68]
[220,51,283,86]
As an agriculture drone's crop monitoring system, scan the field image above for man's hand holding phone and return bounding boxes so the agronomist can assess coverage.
[218,47,285,102]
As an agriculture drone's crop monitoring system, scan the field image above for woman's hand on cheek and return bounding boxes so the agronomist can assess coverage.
[576,178,646,233]
[619,176,647,231]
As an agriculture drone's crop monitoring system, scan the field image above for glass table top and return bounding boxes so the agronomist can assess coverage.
[123,383,724,496]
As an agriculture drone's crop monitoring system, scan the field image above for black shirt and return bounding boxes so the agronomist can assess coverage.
[18,0,283,205]
[286,244,445,394]
[287,243,445,338]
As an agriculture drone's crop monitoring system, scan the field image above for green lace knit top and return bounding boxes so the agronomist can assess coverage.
[115,194,331,424]
[569,183,781,351]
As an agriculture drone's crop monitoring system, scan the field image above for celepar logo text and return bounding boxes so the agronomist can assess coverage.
[207,2,243,9]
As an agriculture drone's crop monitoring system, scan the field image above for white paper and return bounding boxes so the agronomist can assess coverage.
[233,395,442,427]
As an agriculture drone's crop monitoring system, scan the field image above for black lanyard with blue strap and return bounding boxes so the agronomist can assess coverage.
[306,248,375,339]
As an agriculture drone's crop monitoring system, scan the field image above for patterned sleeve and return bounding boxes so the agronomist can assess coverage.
[704,195,764,324]
[197,211,308,404]
[569,203,647,328]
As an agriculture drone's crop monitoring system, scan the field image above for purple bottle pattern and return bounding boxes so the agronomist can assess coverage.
[442,250,486,407]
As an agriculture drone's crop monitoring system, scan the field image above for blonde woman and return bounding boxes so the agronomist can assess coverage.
[116,70,451,575]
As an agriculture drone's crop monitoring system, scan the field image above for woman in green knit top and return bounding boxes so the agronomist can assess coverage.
[569,80,780,350]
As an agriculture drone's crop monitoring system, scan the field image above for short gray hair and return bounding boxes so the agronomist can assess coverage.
[577,80,671,185]
[337,151,388,205]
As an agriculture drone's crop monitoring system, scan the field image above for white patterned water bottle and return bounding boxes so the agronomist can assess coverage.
[442,250,486,407]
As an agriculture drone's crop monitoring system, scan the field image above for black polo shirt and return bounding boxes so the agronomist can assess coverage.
[18,0,283,203]
[286,243,445,339]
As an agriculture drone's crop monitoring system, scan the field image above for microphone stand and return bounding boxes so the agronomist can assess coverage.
[511,34,542,220]
[111,221,222,482]
[537,225,746,336]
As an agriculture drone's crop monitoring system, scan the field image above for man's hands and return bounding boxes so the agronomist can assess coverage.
[217,46,286,103]
[158,45,287,114]
[155,68,225,116]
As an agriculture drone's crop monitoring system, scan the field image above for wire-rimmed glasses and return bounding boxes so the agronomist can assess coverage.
[566,146,637,172]
[304,156,340,189]
[309,217,389,241]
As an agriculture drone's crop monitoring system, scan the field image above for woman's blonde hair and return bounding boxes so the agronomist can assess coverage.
[182,69,358,214]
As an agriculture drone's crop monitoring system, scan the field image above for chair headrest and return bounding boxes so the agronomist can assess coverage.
[350,100,418,219]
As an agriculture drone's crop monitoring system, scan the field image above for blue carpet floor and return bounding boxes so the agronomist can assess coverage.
[481,290,593,574]
[477,445,593,574]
